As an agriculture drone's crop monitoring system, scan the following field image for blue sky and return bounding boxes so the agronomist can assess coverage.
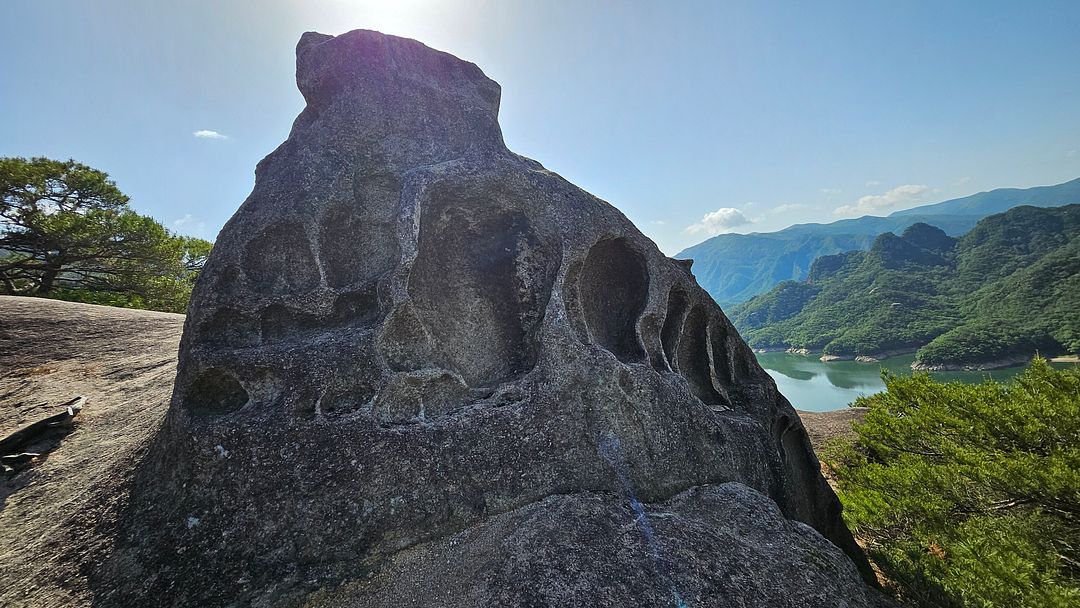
[3,1,1079,254]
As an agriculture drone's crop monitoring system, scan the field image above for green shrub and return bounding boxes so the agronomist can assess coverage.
[826,359,1080,607]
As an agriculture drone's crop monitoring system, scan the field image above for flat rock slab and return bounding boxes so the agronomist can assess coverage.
[0,296,181,607]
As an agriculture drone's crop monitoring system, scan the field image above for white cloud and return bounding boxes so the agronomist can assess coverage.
[865,180,881,188]
[173,214,208,235]
[819,188,842,197]
[193,129,228,140]
[833,184,930,216]
[771,203,810,214]
[1067,150,1078,159]
[650,220,667,225]
[954,176,972,186]
[685,207,751,235]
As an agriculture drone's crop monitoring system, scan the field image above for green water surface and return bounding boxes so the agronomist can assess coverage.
[755,352,1076,412]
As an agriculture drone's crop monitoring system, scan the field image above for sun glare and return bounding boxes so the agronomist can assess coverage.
[323,0,446,37]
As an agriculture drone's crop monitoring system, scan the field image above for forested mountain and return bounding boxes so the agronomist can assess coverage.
[677,177,1080,307]
[729,205,1080,369]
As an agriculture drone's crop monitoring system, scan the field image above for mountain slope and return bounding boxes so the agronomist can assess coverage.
[729,205,1080,369]
[678,178,1080,307]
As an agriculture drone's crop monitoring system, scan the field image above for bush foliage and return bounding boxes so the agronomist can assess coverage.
[827,359,1080,607]
[0,157,211,312]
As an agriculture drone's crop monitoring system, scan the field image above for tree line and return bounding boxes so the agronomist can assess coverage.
[1,157,211,313]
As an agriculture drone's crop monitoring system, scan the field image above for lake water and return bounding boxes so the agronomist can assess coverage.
[754,352,1076,412]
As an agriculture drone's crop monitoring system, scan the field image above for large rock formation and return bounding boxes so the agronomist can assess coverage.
[100,30,882,607]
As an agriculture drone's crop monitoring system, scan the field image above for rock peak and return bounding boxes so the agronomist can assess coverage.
[291,29,505,166]
[103,29,880,607]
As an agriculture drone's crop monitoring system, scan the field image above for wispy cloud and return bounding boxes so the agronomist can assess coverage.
[771,203,810,215]
[954,176,972,186]
[1068,149,1078,159]
[865,180,881,188]
[820,188,842,197]
[833,184,930,216]
[685,207,751,235]
[173,214,208,236]
[193,129,228,140]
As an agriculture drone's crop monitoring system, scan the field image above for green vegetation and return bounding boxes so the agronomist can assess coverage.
[0,157,211,313]
[677,177,1080,307]
[826,359,1080,607]
[730,205,1080,367]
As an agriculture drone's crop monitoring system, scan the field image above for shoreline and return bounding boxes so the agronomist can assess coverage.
[757,345,1078,371]
[911,353,1033,372]
[819,346,920,363]
[763,346,923,362]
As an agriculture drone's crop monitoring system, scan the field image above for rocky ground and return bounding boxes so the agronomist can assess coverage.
[799,407,867,449]
[0,296,181,607]
[0,296,873,606]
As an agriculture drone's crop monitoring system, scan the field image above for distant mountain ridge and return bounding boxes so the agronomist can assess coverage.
[677,177,1080,307]
[891,178,1080,217]
[729,204,1080,369]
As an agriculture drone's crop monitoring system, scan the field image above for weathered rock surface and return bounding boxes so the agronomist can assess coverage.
[99,30,880,606]
[0,297,182,608]
[306,483,880,608]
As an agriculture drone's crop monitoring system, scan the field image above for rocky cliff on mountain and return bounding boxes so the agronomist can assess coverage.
[97,30,881,607]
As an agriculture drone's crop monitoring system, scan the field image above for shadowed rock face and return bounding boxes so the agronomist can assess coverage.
[100,30,878,607]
